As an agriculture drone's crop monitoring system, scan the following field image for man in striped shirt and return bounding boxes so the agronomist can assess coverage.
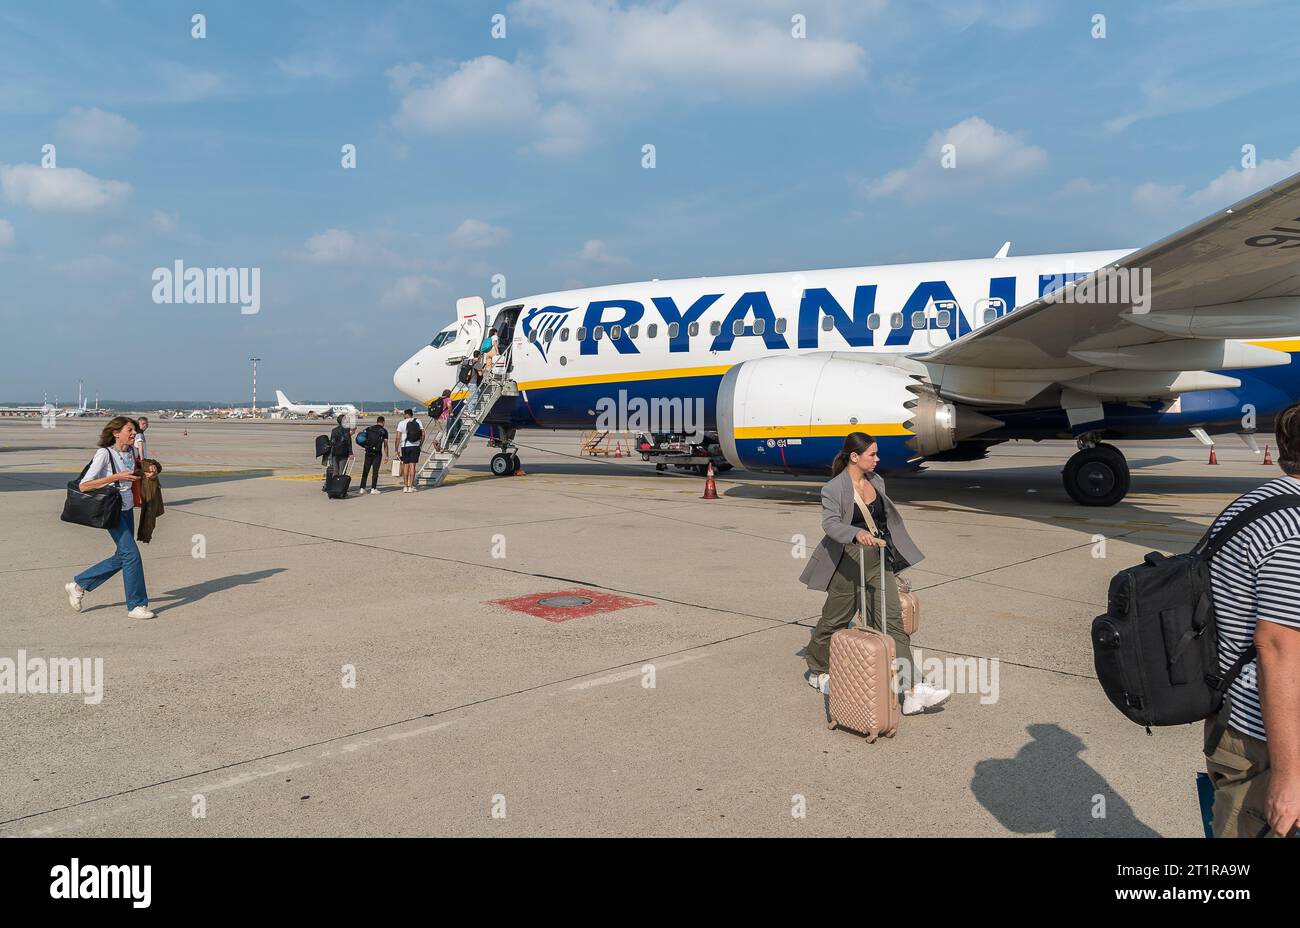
[1204,401,1300,838]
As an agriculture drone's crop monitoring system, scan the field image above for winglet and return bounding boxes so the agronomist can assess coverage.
[994,241,1011,259]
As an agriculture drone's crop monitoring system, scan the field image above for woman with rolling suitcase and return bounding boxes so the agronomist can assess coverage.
[799,432,950,716]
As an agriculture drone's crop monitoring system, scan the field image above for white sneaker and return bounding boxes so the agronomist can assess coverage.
[913,680,952,709]
[127,606,155,620]
[65,582,84,612]
[370,488,379,495]
[902,690,926,715]
[805,671,830,695]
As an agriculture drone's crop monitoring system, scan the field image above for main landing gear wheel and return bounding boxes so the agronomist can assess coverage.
[1062,443,1130,507]
[490,453,515,476]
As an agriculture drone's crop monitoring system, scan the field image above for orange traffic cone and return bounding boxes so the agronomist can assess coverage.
[1208,445,1218,465]
[702,461,719,499]
[183,429,188,437]
[514,461,527,476]
[1263,444,1273,465]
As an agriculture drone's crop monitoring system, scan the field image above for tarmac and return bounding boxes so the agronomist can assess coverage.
[0,416,1280,836]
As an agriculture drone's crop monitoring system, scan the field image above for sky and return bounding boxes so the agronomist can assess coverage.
[2,0,1300,403]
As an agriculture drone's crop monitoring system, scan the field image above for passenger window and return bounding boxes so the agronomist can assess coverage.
[594,326,604,340]
[688,322,699,337]
[627,324,638,339]
[752,318,765,335]
[560,328,569,342]
[668,322,680,338]
[775,318,787,334]
[731,319,744,335]
[821,315,834,331]
[576,327,587,340]
[867,314,880,330]
[647,324,658,338]
[890,313,903,330]
[911,311,927,329]
[982,308,997,325]
[610,324,622,339]
[936,310,951,328]
[710,320,722,336]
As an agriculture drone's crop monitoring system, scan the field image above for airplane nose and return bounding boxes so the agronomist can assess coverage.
[393,355,423,402]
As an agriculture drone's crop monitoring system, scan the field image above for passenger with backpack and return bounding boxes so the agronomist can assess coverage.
[428,391,452,452]
[357,415,388,495]
[393,408,424,494]
[481,327,499,369]
[324,415,353,494]
[1094,405,1300,837]
[799,432,950,716]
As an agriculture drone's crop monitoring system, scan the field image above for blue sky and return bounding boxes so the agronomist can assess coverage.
[2,0,1299,402]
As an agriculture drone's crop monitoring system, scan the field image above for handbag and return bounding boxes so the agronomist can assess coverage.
[391,459,401,477]
[62,458,123,529]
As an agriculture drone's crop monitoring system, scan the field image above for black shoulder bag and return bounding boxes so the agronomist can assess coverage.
[61,457,123,528]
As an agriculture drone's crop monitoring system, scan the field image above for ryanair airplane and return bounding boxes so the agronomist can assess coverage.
[394,170,1300,506]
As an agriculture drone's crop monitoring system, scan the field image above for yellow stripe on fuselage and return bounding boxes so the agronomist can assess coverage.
[733,423,913,438]
[515,364,734,392]
[1248,339,1300,353]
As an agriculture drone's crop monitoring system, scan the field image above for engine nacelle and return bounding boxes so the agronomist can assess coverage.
[717,355,998,475]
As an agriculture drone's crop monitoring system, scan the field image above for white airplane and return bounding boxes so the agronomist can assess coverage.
[394,169,1300,506]
[273,390,358,419]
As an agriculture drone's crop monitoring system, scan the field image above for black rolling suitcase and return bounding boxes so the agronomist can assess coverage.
[324,457,354,499]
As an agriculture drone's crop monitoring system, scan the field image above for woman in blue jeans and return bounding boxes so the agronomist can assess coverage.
[65,416,154,619]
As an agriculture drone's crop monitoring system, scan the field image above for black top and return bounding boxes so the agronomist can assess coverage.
[852,493,900,572]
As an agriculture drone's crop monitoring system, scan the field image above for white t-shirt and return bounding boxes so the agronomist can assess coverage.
[133,431,147,461]
[84,446,136,511]
[397,417,425,448]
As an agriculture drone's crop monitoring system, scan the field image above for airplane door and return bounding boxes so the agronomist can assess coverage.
[453,296,485,361]
[921,299,958,348]
[972,296,1007,330]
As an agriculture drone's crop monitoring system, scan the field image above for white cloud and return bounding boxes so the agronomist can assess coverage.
[1189,146,1300,208]
[55,107,140,149]
[0,163,131,211]
[381,275,442,307]
[394,56,541,133]
[862,117,1046,202]
[151,210,179,232]
[1131,181,1186,213]
[533,102,592,156]
[296,228,406,266]
[577,239,629,266]
[0,219,13,247]
[516,0,868,99]
[449,219,510,249]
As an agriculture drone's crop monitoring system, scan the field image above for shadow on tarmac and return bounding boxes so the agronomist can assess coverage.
[971,723,1162,837]
[0,471,273,492]
[78,568,287,615]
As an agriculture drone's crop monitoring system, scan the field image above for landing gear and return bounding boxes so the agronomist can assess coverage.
[1062,441,1130,506]
[490,453,515,476]
[488,427,520,477]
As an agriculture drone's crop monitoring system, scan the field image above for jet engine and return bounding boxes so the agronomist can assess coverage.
[716,355,1002,474]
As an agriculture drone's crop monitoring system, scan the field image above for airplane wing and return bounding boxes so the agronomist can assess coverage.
[921,169,1300,379]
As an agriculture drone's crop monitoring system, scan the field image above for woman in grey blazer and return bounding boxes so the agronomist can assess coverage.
[799,432,950,715]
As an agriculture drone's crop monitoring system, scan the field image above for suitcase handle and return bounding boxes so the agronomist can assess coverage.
[857,539,888,635]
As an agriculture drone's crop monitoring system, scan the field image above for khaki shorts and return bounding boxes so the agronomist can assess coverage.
[1203,719,1279,838]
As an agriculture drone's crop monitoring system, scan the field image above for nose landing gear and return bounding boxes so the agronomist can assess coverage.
[489,427,521,477]
[1062,436,1130,506]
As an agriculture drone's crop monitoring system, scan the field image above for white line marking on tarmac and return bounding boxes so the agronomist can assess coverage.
[567,654,707,690]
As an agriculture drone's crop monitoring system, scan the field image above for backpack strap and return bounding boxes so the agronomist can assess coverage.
[1194,493,1300,559]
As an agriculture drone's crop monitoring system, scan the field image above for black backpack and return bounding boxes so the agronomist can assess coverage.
[1092,494,1300,729]
[314,434,331,458]
[330,427,351,457]
[405,419,423,444]
[365,425,386,451]
[430,397,445,418]
[458,360,472,385]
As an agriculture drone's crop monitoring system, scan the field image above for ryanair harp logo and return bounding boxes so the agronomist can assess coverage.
[521,305,575,362]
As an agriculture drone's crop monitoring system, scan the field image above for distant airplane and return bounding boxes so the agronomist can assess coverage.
[273,390,358,419]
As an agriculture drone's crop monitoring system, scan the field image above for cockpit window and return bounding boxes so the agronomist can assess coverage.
[429,331,456,348]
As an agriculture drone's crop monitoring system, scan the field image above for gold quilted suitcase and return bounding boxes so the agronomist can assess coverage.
[897,575,920,636]
[827,542,901,742]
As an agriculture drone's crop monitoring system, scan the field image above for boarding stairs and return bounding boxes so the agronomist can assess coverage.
[415,356,517,488]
